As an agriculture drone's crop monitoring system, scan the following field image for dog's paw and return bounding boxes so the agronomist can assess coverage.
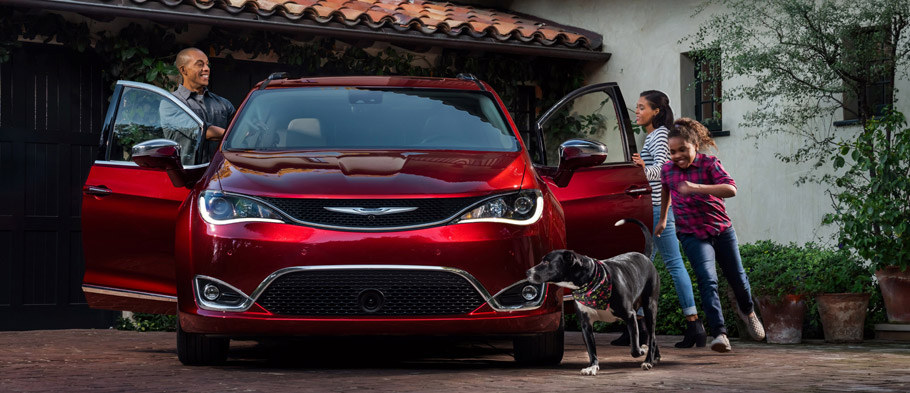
[641,362,653,371]
[631,345,647,358]
[580,365,600,376]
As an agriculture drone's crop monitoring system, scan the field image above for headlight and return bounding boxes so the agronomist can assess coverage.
[456,189,543,225]
[198,190,285,225]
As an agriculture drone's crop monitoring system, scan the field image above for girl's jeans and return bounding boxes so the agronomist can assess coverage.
[678,226,755,337]
[653,205,697,316]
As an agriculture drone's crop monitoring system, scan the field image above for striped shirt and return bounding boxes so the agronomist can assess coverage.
[640,126,670,206]
[660,154,736,239]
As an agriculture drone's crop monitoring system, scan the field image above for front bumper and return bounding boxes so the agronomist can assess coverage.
[176,202,565,336]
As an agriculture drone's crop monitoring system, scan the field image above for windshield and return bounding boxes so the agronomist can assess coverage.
[224,88,519,152]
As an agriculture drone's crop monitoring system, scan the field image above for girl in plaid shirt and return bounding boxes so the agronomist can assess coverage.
[626,91,704,349]
[655,118,766,352]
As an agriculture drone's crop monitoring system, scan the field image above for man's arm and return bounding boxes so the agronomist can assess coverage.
[206,125,225,140]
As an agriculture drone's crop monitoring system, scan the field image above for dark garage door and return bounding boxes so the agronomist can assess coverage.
[0,43,116,330]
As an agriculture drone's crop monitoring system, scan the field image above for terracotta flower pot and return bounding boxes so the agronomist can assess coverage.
[756,294,806,344]
[876,267,910,323]
[816,293,871,343]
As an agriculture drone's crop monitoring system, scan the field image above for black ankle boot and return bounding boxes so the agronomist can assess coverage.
[611,322,647,346]
[675,318,707,348]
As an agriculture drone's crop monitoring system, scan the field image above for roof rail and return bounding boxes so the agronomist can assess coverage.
[456,73,486,91]
[259,72,289,90]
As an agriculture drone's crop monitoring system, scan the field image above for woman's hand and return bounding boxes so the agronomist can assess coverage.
[654,220,667,237]
[632,153,645,169]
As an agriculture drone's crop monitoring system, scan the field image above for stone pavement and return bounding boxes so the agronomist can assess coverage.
[1,329,909,392]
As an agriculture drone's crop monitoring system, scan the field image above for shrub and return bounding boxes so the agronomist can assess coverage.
[739,240,814,301]
[115,313,177,332]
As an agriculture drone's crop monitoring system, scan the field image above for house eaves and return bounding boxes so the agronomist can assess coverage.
[4,0,611,62]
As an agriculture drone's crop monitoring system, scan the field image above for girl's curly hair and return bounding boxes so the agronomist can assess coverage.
[669,117,717,151]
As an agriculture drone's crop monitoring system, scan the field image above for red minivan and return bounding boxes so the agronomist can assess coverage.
[81,75,650,365]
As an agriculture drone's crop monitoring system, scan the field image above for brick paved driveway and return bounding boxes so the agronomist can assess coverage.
[2,329,908,392]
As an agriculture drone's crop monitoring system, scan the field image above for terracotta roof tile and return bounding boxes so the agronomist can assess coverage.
[310,4,336,18]
[365,9,391,23]
[134,0,602,51]
[390,12,414,25]
[337,7,365,20]
[467,21,491,32]
[492,21,518,37]
[537,28,559,42]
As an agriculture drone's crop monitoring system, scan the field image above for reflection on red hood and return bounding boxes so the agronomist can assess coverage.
[213,150,527,198]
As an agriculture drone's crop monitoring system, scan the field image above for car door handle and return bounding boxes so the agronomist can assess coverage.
[83,185,112,196]
[624,186,650,196]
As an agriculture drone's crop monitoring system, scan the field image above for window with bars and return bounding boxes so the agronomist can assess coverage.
[508,85,542,164]
[842,27,894,122]
[693,50,723,132]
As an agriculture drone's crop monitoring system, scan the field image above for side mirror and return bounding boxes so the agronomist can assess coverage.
[132,139,193,188]
[552,139,607,187]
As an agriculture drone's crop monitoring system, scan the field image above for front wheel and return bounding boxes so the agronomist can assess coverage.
[513,318,564,366]
[177,319,229,366]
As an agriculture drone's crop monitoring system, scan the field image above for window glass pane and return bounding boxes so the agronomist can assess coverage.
[225,88,518,152]
[541,91,623,166]
[110,87,201,165]
[701,103,715,119]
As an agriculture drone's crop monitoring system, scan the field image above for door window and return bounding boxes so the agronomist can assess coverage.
[108,86,202,165]
[539,90,625,166]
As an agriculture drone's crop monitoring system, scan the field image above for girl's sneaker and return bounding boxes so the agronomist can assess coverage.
[737,308,766,341]
[710,334,732,353]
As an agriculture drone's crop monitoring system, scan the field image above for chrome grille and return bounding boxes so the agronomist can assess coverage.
[259,195,488,229]
[257,269,486,316]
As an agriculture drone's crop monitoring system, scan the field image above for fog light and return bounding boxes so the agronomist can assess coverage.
[521,284,539,301]
[203,283,221,301]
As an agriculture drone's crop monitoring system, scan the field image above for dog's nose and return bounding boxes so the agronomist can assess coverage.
[526,269,540,284]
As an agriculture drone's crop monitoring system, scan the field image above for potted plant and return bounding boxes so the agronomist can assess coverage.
[825,110,910,324]
[802,245,875,343]
[740,241,811,344]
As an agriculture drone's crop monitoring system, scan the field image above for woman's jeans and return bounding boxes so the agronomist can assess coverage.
[652,205,697,316]
[678,227,755,337]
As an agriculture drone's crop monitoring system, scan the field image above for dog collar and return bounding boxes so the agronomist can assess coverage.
[572,261,612,310]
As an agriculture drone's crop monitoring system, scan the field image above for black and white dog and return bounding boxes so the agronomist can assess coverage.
[527,218,660,375]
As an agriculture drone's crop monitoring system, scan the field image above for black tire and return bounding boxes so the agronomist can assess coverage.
[176,319,229,366]
[513,318,564,366]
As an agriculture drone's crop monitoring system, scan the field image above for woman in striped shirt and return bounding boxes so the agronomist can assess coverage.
[629,91,705,348]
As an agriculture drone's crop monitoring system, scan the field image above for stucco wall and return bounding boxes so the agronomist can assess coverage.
[504,0,910,246]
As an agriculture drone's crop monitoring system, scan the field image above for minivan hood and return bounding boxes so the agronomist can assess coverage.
[214,150,527,198]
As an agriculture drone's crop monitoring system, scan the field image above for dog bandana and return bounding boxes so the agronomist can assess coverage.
[572,261,612,310]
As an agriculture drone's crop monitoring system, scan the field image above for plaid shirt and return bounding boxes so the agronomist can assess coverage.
[661,154,736,239]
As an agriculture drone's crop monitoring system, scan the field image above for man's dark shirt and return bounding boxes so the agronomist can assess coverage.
[169,84,235,163]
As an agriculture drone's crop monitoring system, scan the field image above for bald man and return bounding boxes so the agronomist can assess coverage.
[161,47,235,164]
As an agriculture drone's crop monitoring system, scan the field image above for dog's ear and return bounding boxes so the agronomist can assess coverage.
[567,251,583,267]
